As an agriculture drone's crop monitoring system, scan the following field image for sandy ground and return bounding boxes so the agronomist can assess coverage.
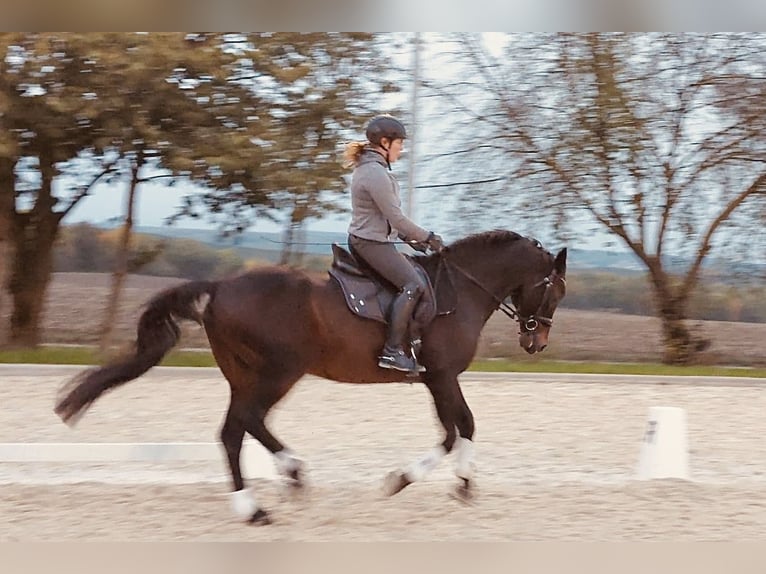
[2,366,766,541]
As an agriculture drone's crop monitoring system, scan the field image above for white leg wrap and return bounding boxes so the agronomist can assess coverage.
[404,445,447,482]
[274,449,303,477]
[229,488,258,519]
[455,437,476,481]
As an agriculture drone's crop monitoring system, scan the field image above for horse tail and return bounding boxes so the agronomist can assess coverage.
[54,280,216,426]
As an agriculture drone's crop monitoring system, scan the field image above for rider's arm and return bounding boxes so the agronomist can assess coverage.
[365,167,430,243]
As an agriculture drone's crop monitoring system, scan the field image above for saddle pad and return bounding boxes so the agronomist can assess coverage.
[328,243,456,327]
[329,267,387,323]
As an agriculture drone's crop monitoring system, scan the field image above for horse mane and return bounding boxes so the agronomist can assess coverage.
[411,229,551,278]
[447,229,526,252]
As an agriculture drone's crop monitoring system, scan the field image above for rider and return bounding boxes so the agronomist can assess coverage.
[344,114,444,373]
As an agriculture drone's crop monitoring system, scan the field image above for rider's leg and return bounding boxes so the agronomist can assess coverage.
[348,235,428,372]
[378,281,425,372]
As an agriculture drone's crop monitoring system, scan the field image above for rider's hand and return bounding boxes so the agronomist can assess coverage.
[408,240,429,253]
[426,232,445,253]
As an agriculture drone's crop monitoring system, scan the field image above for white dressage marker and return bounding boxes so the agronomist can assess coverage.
[637,406,690,480]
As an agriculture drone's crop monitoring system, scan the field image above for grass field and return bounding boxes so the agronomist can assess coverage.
[2,345,765,378]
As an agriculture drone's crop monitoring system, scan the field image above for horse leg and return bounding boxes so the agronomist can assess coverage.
[451,385,477,504]
[220,397,272,525]
[241,404,305,488]
[383,373,459,496]
[222,369,304,525]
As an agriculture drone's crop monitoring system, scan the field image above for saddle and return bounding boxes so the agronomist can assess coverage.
[328,244,456,341]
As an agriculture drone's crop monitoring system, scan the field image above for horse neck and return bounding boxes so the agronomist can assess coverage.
[448,242,544,301]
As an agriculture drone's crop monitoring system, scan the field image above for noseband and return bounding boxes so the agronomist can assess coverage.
[442,256,563,333]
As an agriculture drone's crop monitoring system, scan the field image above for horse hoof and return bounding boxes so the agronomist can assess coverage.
[249,508,273,526]
[382,471,411,496]
[285,478,308,500]
[288,468,304,487]
[450,479,474,505]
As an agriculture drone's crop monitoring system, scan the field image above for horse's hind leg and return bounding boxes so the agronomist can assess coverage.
[239,394,305,488]
[221,396,271,525]
[221,367,305,524]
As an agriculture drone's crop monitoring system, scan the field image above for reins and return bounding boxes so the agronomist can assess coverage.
[440,254,521,321]
[438,251,558,332]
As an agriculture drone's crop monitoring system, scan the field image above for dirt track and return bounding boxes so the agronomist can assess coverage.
[2,367,766,541]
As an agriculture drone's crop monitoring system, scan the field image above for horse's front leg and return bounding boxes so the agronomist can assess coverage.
[382,373,459,496]
[451,384,476,503]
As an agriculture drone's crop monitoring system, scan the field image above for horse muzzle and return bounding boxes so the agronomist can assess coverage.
[519,330,549,354]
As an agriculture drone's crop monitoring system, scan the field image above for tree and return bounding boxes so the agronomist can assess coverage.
[423,33,766,364]
[0,33,396,346]
[0,33,256,346]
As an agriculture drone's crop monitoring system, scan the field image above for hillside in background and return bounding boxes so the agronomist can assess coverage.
[135,225,648,272]
[43,272,766,366]
[55,224,763,323]
[135,225,765,278]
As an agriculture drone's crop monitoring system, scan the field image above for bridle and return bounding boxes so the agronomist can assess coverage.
[441,254,564,333]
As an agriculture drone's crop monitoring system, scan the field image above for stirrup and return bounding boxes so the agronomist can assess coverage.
[378,347,424,373]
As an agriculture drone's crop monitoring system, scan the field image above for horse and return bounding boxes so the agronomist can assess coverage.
[54,229,567,525]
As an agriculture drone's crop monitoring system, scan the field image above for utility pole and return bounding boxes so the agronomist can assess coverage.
[406,32,421,219]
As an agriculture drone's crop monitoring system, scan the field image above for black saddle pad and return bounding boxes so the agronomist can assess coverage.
[328,243,456,325]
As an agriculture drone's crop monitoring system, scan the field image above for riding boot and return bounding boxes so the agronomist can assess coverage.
[378,290,425,373]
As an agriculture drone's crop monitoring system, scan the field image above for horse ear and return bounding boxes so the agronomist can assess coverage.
[554,248,567,276]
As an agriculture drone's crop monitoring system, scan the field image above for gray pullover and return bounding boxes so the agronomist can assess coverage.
[347,149,430,243]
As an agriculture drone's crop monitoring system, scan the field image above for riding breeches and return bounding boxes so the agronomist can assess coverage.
[347,235,427,295]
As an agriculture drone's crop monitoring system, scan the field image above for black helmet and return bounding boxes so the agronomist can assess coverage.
[365,115,407,146]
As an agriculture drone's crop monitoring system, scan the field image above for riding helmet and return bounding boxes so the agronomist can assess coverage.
[365,115,407,145]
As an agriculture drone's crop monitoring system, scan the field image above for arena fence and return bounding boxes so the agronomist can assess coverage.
[0,440,276,479]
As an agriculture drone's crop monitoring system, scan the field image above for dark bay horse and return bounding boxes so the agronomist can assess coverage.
[55,230,567,525]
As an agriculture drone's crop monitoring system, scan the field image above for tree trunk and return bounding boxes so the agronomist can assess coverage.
[291,221,305,267]
[8,213,61,348]
[647,265,709,365]
[279,223,295,265]
[279,202,307,267]
[0,157,16,347]
[99,154,140,354]
[656,301,694,365]
[8,149,61,347]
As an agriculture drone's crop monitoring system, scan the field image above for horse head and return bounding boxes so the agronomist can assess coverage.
[440,231,567,355]
[508,246,567,354]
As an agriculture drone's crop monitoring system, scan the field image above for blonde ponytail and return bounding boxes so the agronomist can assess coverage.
[343,141,367,169]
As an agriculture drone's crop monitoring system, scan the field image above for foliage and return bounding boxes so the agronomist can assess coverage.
[566,270,766,323]
[54,224,245,280]
[0,33,255,344]
[0,33,387,345]
[171,33,398,262]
